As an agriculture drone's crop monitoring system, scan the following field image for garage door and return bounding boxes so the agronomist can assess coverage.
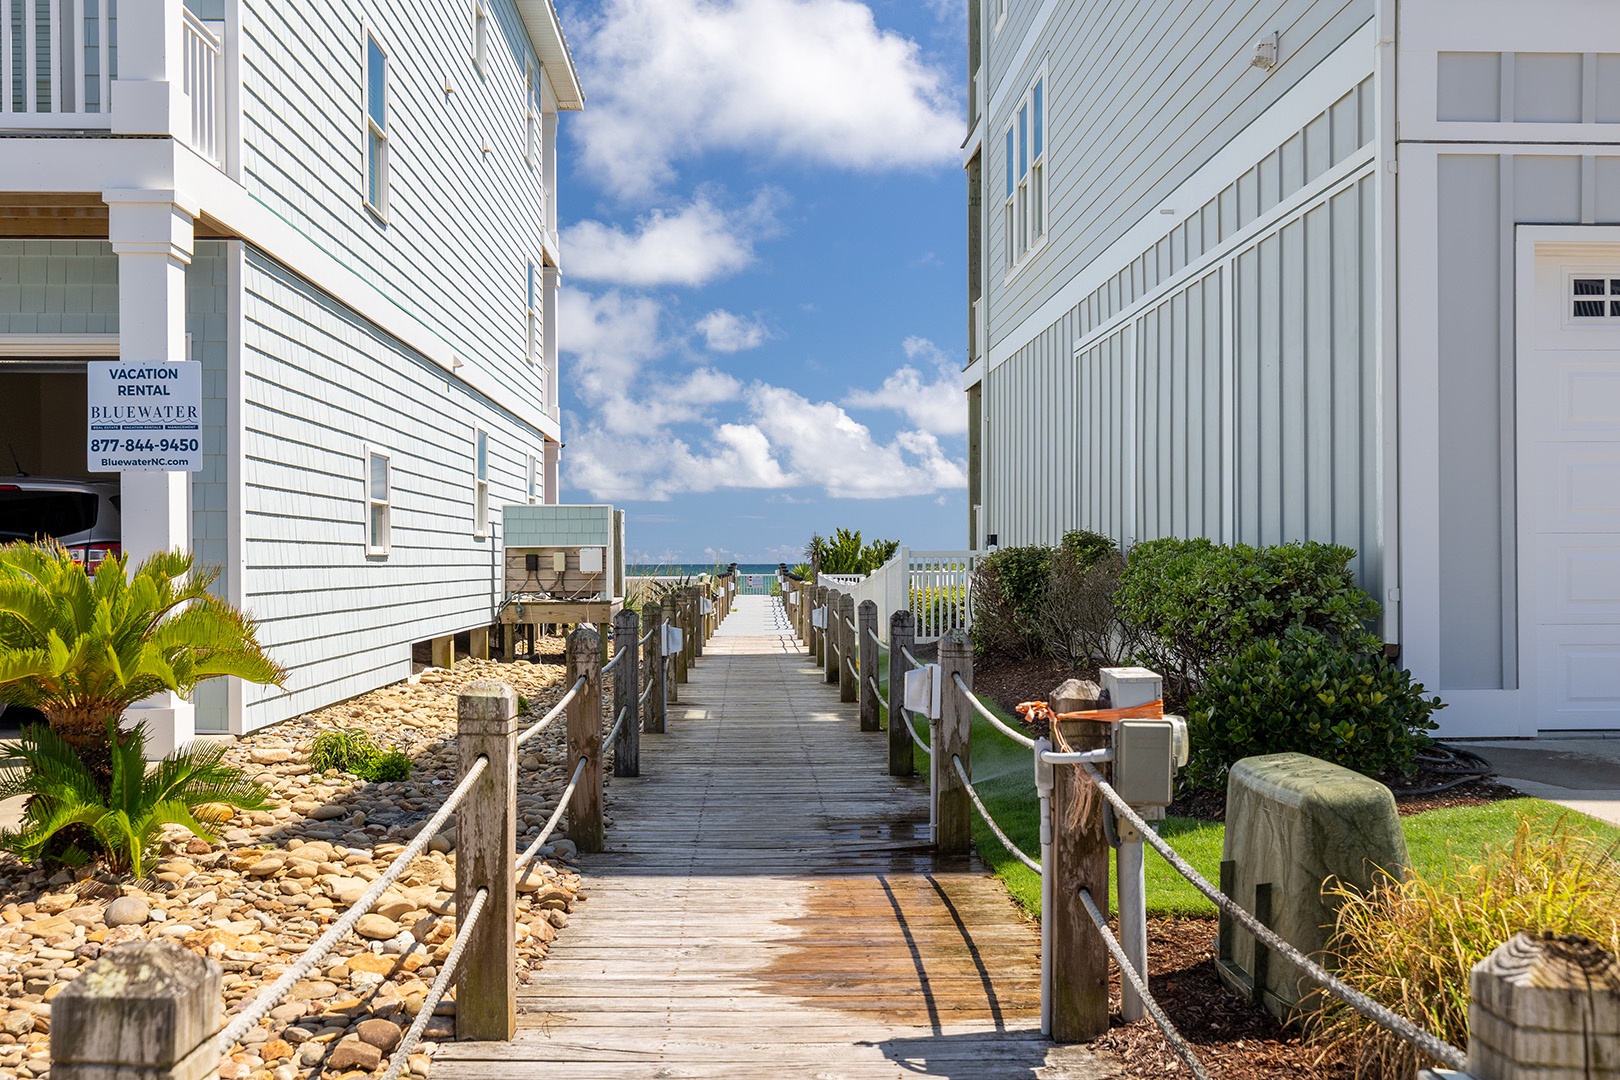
[1521,251,1620,730]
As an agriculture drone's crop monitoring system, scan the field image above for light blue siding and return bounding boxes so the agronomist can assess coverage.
[0,240,117,333]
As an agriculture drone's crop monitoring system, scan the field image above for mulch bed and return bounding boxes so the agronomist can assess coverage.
[970,653,1530,1079]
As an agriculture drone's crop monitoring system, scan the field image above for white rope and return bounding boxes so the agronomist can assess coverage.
[844,615,857,634]
[600,648,624,676]
[379,886,488,1080]
[898,708,931,757]
[638,676,656,707]
[901,646,921,670]
[845,655,860,681]
[515,754,589,871]
[951,672,1035,749]
[639,626,656,647]
[866,626,884,649]
[1077,888,1212,1080]
[1077,762,1469,1071]
[217,755,489,1049]
[951,754,1040,873]
[866,675,888,712]
[605,704,629,749]
[518,676,585,747]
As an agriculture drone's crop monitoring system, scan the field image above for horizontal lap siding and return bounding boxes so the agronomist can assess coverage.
[239,251,542,731]
[988,0,1371,347]
[240,0,550,416]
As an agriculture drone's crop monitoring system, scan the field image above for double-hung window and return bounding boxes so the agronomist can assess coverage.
[526,453,538,504]
[1003,72,1047,271]
[366,448,390,556]
[527,261,539,365]
[473,0,490,75]
[364,32,389,217]
[526,62,540,169]
[474,429,490,536]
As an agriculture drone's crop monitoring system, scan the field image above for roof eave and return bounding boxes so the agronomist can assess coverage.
[516,0,585,110]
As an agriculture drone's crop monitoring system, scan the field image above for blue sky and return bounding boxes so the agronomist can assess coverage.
[553,0,969,565]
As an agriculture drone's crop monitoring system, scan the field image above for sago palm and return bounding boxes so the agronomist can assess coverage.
[0,542,285,782]
[0,719,269,875]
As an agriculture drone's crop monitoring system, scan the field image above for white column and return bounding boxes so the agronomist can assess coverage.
[542,264,559,419]
[107,189,198,756]
[543,439,560,505]
[111,0,187,137]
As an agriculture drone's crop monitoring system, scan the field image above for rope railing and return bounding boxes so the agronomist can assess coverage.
[1077,888,1212,1080]
[639,626,657,647]
[217,755,491,1050]
[638,675,656,708]
[950,754,1040,873]
[900,646,921,670]
[897,707,931,757]
[600,647,625,676]
[516,754,589,872]
[845,654,860,682]
[379,885,489,1080]
[518,675,585,747]
[951,672,1035,749]
[844,615,857,634]
[866,674,888,712]
[866,626,884,649]
[1077,761,1469,1071]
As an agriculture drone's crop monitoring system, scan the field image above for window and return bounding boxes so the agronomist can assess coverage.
[1571,277,1620,321]
[526,62,540,169]
[526,452,538,504]
[527,261,539,364]
[366,448,390,555]
[474,429,490,536]
[473,0,490,75]
[992,0,1006,32]
[364,32,389,217]
[1003,72,1047,271]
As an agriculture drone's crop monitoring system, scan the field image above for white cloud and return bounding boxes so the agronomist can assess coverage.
[695,309,770,352]
[842,335,966,436]
[570,0,961,198]
[558,287,664,399]
[563,190,782,287]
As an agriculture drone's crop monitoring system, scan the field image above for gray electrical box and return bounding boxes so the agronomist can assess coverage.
[1114,719,1177,808]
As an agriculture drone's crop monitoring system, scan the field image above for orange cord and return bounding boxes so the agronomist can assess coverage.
[1014,699,1165,726]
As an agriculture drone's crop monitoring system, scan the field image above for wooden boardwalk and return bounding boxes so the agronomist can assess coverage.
[436,597,1116,1079]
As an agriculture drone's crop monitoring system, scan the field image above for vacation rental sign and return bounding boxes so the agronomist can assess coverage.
[86,361,203,472]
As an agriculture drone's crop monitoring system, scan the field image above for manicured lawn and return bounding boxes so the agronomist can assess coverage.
[875,655,1620,918]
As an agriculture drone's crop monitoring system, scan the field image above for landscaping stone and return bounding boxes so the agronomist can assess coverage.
[101,897,149,927]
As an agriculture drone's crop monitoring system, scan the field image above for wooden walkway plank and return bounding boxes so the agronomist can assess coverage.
[435,596,1118,1080]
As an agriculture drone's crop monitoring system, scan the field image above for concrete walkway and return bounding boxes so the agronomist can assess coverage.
[1465,736,1620,828]
[436,596,1114,1080]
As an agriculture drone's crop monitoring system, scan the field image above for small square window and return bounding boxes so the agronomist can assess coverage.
[1571,275,1620,320]
[365,448,390,555]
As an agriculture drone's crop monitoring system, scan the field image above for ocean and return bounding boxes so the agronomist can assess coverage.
[626,563,786,595]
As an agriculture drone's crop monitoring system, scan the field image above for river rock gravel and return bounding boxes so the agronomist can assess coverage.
[0,645,618,1080]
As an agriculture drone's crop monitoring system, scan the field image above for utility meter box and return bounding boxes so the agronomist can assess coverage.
[1101,666,1163,709]
[1113,718,1179,808]
[499,505,625,630]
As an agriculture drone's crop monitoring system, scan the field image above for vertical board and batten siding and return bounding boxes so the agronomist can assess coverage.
[238,0,551,418]
[985,0,1372,345]
[237,248,539,732]
[188,242,233,732]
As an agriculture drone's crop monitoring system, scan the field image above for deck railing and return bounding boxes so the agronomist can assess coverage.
[807,547,980,644]
[182,8,223,165]
[0,0,115,123]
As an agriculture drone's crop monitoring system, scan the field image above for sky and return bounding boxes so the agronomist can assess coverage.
[552,0,970,566]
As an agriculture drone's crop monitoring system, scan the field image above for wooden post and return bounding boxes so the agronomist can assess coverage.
[431,634,454,669]
[936,629,972,857]
[669,593,689,686]
[858,600,880,732]
[643,601,666,734]
[468,626,491,660]
[52,941,222,1080]
[612,607,641,777]
[1466,932,1620,1080]
[888,610,916,776]
[566,627,604,854]
[661,594,683,698]
[1049,676,1110,1042]
[689,586,705,659]
[837,593,858,704]
[810,585,825,664]
[454,680,517,1039]
[824,588,841,685]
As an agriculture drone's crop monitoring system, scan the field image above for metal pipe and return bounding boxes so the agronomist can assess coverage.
[1034,736,1054,1037]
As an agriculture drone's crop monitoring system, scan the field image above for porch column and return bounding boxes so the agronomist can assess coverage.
[107,190,198,756]
[543,439,560,505]
[111,0,187,137]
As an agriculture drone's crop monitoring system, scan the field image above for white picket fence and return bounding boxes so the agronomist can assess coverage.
[830,547,980,644]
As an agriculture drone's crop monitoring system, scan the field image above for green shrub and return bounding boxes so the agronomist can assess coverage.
[1312,816,1620,1077]
[0,719,269,875]
[308,728,412,782]
[970,545,1050,659]
[1184,628,1443,792]
[1116,537,1380,699]
[971,530,1122,661]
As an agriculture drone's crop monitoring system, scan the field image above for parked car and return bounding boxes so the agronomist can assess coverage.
[0,477,121,572]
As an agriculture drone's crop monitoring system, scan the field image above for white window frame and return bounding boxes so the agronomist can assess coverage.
[992,0,1006,34]
[1567,272,1620,324]
[526,452,538,504]
[365,446,391,556]
[526,61,540,169]
[474,428,490,537]
[363,28,390,220]
[526,260,539,365]
[1003,65,1048,277]
[473,0,490,75]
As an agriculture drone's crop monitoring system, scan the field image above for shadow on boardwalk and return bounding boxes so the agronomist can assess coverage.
[436,597,1118,1080]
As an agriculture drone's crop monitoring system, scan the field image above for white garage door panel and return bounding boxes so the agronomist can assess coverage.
[1520,248,1620,731]
[1536,540,1620,621]
[1537,628,1620,726]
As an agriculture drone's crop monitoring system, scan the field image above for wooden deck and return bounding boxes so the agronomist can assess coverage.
[436,597,1116,1079]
